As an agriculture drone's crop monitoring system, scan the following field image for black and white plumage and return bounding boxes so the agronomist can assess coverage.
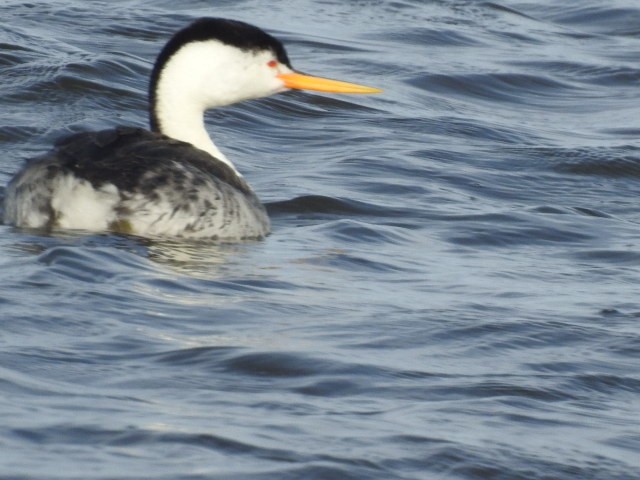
[3,18,380,239]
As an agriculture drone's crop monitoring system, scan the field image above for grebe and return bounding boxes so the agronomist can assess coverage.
[3,18,380,239]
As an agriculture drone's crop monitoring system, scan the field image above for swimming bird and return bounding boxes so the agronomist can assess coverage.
[3,17,380,239]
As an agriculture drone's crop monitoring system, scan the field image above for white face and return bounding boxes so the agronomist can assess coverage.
[157,39,293,110]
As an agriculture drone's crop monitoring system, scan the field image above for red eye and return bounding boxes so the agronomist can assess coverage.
[267,60,278,68]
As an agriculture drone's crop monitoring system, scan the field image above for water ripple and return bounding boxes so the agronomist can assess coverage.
[1,1,640,479]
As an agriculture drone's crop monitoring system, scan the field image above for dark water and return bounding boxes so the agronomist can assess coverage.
[1,1,639,478]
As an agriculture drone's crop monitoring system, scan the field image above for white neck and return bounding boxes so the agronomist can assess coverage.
[155,99,231,170]
[152,42,241,174]
[151,40,287,177]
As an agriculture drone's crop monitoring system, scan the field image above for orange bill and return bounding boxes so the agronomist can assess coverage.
[278,72,382,94]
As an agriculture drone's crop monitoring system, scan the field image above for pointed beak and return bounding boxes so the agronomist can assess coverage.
[277,72,382,94]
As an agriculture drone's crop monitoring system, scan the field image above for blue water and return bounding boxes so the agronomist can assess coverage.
[1,1,639,478]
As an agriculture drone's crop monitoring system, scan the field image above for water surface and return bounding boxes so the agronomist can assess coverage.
[1,1,639,478]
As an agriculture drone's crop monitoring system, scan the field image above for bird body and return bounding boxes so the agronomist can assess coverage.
[3,127,269,238]
[3,18,380,239]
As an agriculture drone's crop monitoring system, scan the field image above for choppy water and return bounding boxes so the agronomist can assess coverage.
[1,1,640,478]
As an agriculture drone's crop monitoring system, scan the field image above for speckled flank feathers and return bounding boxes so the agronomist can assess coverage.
[4,127,269,239]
